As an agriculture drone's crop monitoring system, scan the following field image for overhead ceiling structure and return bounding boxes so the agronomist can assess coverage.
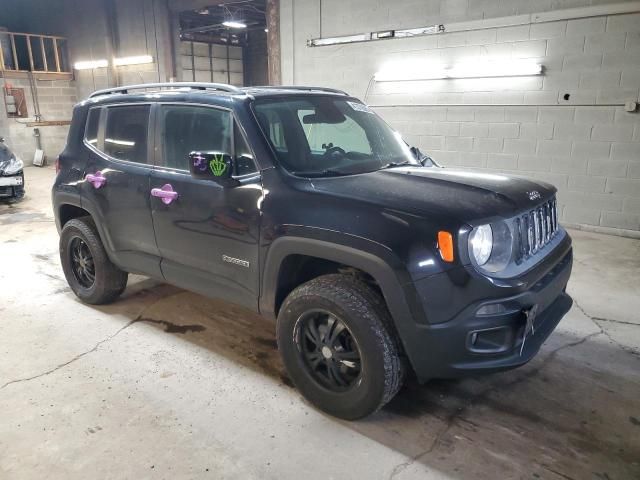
[179,0,266,46]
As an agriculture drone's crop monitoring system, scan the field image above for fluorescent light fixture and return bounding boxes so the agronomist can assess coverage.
[375,60,542,82]
[308,33,370,47]
[448,60,542,78]
[308,24,444,47]
[223,21,247,29]
[114,55,153,66]
[394,25,444,38]
[374,61,447,81]
[74,59,108,70]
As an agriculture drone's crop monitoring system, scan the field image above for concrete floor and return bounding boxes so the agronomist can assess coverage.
[1,166,639,480]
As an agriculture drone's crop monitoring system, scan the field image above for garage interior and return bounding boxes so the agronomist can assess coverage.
[1,0,639,479]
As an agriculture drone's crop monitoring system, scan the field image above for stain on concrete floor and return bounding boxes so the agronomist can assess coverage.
[90,271,638,479]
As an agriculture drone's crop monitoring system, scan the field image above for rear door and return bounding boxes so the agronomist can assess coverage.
[81,103,161,277]
[149,103,263,310]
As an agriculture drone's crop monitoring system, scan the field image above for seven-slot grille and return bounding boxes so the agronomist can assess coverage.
[515,197,559,264]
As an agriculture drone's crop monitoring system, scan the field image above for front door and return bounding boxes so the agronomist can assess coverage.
[149,103,262,310]
[81,103,161,278]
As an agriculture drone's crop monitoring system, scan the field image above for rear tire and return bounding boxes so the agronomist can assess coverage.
[59,217,128,305]
[277,274,405,420]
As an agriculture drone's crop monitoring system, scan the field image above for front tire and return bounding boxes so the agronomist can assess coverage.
[59,217,128,305]
[277,274,405,420]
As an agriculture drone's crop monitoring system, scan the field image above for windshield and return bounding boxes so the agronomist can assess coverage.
[253,96,418,177]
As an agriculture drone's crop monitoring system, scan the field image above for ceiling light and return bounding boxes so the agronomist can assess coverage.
[74,59,108,70]
[223,21,247,29]
[114,55,153,66]
[375,60,542,82]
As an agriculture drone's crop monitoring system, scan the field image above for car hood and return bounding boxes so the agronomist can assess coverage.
[0,143,13,162]
[309,166,556,224]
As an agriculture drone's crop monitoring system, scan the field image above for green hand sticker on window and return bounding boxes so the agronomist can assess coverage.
[209,154,227,176]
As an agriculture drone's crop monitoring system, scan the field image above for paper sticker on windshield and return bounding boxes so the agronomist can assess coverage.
[347,101,374,114]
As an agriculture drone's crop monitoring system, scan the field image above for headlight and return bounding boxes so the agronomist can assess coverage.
[2,155,24,175]
[469,224,493,266]
[469,222,514,272]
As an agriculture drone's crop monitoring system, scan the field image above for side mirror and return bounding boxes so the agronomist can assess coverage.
[188,151,239,187]
[410,146,441,168]
[0,137,4,143]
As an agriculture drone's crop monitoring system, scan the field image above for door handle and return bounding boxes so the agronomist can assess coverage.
[151,183,179,205]
[85,171,106,189]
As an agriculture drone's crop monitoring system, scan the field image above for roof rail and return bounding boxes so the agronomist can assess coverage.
[243,85,349,95]
[88,82,242,98]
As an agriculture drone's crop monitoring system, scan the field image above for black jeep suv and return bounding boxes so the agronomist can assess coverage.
[53,83,573,420]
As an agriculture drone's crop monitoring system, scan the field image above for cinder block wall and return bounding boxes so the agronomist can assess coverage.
[0,78,77,164]
[280,0,640,232]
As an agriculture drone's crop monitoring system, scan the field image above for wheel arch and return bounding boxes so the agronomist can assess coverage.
[56,197,118,265]
[58,203,91,228]
[260,234,426,327]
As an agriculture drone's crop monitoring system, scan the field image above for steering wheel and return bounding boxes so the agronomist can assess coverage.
[323,146,346,158]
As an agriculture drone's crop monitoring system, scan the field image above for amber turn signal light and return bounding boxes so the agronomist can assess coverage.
[437,231,454,262]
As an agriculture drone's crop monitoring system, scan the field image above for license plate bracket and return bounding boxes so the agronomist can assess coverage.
[0,176,22,186]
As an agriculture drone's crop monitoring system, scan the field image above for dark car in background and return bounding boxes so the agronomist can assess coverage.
[52,82,573,420]
[0,138,25,201]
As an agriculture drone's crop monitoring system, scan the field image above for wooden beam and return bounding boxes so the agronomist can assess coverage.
[40,37,48,72]
[26,120,71,127]
[10,34,19,70]
[266,0,281,85]
[54,38,61,72]
[26,35,35,71]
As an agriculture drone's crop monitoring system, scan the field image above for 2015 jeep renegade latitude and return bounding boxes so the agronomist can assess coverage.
[53,82,573,420]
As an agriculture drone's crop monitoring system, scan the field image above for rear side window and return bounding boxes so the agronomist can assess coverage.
[103,105,150,164]
[84,108,100,146]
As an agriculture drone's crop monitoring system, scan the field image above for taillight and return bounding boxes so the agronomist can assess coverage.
[55,156,61,174]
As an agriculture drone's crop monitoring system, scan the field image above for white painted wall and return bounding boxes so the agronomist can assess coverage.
[280,0,640,232]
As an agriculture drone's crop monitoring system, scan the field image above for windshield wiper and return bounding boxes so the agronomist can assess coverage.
[378,161,412,170]
[292,169,351,178]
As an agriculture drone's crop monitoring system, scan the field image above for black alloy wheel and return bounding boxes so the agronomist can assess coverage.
[296,309,362,391]
[69,237,95,288]
[59,217,128,305]
[277,274,405,420]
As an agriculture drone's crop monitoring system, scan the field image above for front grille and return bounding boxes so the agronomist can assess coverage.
[515,197,559,264]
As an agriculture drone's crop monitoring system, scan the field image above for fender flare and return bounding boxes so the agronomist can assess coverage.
[53,191,83,233]
[259,234,428,359]
[56,194,120,267]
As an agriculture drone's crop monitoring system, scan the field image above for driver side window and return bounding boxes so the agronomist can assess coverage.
[297,109,372,155]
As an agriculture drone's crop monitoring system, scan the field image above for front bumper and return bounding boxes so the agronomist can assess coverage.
[404,236,573,381]
[0,171,25,198]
